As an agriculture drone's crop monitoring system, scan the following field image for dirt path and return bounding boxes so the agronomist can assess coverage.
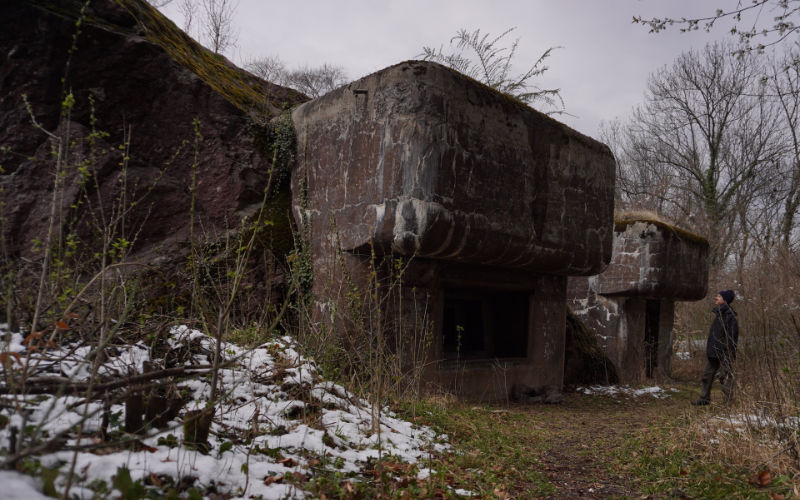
[517,389,691,499]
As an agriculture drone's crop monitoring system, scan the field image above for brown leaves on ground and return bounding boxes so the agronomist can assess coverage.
[263,475,282,486]
[22,330,56,351]
[0,351,23,367]
[750,468,772,487]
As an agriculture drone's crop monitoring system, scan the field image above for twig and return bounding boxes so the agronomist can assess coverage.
[0,364,215,395]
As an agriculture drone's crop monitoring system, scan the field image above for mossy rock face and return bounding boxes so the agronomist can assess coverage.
[2,0,306,326]
[115,0,307,118]
[26,0,307,117]
[3,0,306,256]
[563,308,618,386]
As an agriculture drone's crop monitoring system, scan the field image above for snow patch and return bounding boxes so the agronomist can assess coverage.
[0,325,449,499]
[576,385,673,399]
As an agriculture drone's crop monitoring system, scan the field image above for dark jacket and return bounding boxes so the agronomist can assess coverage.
[706,304,739,362]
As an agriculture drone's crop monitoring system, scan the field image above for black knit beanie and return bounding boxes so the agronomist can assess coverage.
[719,290,735,304]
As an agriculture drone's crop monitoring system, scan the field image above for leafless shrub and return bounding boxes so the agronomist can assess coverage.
[200,0,238,55]
[287,223,433,433]
[420,27,564,114]
[674,248,800,478]
[246,56,349,99]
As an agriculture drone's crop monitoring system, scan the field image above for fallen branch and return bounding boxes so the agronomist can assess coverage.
[0,364,214,395]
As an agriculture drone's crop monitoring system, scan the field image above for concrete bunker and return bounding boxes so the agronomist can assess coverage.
[291,61,616,400]
[567,218,709,383]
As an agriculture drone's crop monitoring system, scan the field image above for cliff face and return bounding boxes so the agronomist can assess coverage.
[0,0,305,260]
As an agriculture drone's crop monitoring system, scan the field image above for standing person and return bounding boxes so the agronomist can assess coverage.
[693,290,739,406]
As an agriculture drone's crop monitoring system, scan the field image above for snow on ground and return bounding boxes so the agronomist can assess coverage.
[576,385,679,399]
[711,413,800,433]
[0,324,449,498]
[1,470,52,500]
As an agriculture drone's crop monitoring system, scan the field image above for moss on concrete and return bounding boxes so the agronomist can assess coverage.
[614,215,709,247]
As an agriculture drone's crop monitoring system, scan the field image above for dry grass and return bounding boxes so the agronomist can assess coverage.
[671,247,800,492]
[682,403,800,495]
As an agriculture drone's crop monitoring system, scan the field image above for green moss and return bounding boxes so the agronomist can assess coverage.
[29,0,307,118]
[254,187,295,260]
[115,0,307,117]
[250,111,297,190]
[614,217,709,246]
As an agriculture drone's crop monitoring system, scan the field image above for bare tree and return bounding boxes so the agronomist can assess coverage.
[200,0,238,55]
[246,56,349,98]
[420,27,564,114]
[634,1,800,54]
[178,0,198,35]
[767,50,800,246]
[601,118,682,215]
[246,55,287,85]
[612,42,784,266]
[284,64,349,99]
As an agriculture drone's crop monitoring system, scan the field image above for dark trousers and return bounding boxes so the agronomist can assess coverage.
[699,357,733,402]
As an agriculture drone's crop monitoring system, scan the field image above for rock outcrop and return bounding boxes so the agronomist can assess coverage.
[0,0,305,261]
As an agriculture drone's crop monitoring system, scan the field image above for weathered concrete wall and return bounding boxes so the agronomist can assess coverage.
[292,61,616,400]
[657,300,676,379]
[596,220,708,300]
[410,265,568,400]
[292,61,615,275]
[568,220,708,383]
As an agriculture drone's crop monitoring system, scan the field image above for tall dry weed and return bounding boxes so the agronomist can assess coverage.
[676,247,800,479]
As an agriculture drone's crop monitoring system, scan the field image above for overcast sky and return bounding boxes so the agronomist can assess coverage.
[160,1,744,140]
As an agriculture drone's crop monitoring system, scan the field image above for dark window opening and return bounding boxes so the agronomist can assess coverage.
[442,289,529,360]
[644,300,660,378]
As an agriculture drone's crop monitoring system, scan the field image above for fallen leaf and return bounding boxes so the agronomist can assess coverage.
[493,487,510,499]
[749,469,772,487]
[22,331,43,345]
[263,475,283,485]
[771,494,785,500]
[0,352,23,367]
[278,457,297,467]
[55,320,69,330]
[149,473,163,487]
